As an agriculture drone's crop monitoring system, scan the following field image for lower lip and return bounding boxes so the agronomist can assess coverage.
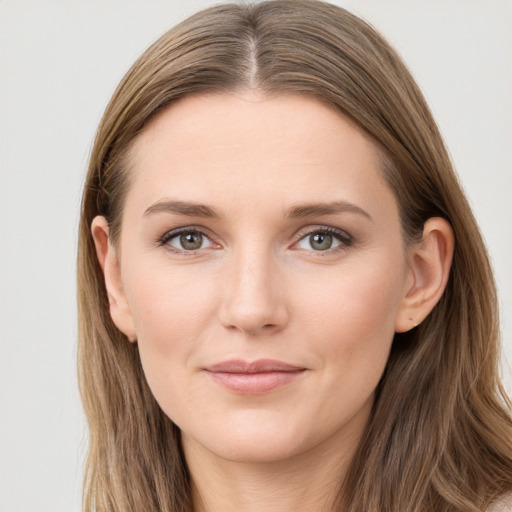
[207,370,305,394]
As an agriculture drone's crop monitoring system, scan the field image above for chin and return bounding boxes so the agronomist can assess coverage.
[192,432,311,464]
[180,408,357,466]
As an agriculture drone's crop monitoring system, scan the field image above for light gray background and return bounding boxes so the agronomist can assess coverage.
[0,1,510,511]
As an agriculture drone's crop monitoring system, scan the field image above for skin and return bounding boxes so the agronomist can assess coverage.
[92,92,453,512]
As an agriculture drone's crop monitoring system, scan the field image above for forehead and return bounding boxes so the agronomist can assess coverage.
[126,92,396,219]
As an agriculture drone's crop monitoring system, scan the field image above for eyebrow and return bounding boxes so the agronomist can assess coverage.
[143,200,219,218]
[143,199,372,222]
[285,201,373,221]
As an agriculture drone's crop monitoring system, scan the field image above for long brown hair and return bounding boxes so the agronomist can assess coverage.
[77,1,512,510]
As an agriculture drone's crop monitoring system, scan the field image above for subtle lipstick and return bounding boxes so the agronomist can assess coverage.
[204,359,306,394]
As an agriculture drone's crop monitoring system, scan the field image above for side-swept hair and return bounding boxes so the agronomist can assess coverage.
[77,1,512,510]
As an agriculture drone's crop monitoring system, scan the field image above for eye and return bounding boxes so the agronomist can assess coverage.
[295,228,351,252]
[161,229,215,252]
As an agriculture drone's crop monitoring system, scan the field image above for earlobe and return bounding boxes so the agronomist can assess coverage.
[395,217,454,333]
[91,216,137,342]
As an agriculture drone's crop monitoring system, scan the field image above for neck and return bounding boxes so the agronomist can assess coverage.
[183,422,366,512]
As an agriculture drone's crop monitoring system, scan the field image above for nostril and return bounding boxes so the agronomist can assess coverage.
[220,309,288,335]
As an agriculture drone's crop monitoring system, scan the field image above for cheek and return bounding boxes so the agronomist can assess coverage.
[122,262,221,400]
[126,259,218,341]
[293,255,405,388]
[297,256,404,341]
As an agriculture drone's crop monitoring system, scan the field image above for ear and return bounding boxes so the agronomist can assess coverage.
[394,217,454,333]
[91,216,137,342]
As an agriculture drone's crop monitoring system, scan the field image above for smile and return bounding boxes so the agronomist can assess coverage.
[204,359,307,394]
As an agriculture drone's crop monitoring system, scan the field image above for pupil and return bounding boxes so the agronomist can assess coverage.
[180,232,202,250]
[311,233,332,251]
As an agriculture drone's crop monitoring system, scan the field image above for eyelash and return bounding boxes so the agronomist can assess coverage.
[157,225,353,255]
[157,226,216,254]
[293,226,353,254]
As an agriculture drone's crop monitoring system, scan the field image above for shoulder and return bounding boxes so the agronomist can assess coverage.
[489,495,512,512]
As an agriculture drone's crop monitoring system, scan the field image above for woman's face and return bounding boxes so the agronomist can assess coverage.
[105,93,415,463]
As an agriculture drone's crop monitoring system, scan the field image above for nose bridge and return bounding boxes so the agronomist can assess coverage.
[219,239,287,334]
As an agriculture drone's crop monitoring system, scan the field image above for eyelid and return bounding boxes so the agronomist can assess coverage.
[157,226,220,253]
[156,224,353,254]
[292,225,353,251]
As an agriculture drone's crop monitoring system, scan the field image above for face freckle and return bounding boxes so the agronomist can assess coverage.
[113,92,412,465]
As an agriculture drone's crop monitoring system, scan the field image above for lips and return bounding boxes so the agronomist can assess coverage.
[204,359,306,394]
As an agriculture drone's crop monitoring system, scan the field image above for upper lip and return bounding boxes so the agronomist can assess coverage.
[205,359,305,373]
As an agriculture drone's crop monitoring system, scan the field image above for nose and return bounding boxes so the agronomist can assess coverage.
[218,247,289,335]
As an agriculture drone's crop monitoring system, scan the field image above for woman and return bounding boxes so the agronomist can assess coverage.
[77,1,512,510]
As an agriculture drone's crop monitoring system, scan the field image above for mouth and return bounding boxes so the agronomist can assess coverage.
[203,359,307,394]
